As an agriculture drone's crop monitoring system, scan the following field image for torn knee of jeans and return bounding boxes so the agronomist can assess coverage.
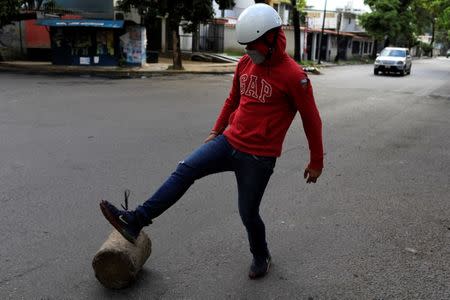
[177,160,194,169]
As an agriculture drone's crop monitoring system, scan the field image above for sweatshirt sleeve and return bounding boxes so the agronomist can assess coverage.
[288,71,324,170]
[211,62,241,134]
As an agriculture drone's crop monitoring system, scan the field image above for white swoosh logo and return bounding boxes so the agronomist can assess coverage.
[119,215,129,225]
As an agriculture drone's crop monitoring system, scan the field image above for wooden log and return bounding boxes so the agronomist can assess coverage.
[92,230,152,289]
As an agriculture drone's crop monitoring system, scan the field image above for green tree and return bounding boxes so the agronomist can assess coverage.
[0,0,22,27]
[360,0,416,51]
[361,0,450,56]
[414,0,450,31]
[118,0,234,70]
[441,5,450,31]
[1,0,55,27]
[413,0,450,56]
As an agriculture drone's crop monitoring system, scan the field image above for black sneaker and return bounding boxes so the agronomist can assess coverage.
[248,254,271,279]
[100,200,142,244]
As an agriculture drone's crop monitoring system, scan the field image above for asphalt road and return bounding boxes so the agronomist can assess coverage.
[0,58,449,299]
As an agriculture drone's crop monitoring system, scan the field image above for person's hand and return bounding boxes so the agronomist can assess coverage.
[204,132,218,143]
[304,167,322,183]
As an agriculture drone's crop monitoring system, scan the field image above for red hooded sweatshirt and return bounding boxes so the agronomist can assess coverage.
[212,29,324,170]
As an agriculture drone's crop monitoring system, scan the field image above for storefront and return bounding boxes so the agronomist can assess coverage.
[36,19,146,66]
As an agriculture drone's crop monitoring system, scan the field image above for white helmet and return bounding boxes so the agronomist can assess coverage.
[236,3,282,44]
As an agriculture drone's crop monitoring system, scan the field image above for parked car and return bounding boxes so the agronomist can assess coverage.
[374,47,412,76]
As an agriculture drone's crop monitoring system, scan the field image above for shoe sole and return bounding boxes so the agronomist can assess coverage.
[249,259,271,279]
[100,202,137,244]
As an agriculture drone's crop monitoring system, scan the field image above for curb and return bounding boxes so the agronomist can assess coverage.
[0,62,236,78]
[0,60,378,78]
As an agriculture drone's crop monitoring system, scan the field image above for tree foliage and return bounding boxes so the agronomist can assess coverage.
[413,0,450,34]
[359,0,416,48]
[216,0,235,10]
[1,0,52,26]
[360,0,450,52]
[0,0,22,26]
[296,0,307,11]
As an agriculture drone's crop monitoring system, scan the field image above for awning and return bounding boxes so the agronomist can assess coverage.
[36,19,124,28]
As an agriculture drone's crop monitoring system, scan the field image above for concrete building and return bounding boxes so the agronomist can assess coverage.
[209,0,374,62]
[39,0,146,66]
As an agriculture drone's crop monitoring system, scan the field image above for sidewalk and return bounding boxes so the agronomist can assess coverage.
[0,56,374,78]
[0,57,238,78]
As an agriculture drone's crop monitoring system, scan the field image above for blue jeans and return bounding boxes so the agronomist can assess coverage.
[134,135,276,257]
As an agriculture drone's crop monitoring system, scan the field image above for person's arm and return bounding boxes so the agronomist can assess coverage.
[289,72,324,182]
[205,64,241,143]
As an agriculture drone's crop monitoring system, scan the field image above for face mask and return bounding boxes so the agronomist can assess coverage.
[246,49,265,64]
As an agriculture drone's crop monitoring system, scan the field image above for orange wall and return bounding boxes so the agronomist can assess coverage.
[25,19,51,48]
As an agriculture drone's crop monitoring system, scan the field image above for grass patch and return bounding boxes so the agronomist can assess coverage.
[297,57,374,68]
[224,50,245,57]
[335,57,375,65]
[297,60,317,67]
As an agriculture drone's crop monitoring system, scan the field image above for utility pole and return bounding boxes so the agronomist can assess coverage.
[317,0,327,64]
[304,16,309,61]
[334,11,342,62]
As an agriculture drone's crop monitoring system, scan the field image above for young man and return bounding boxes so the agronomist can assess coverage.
[100,3,323,279]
